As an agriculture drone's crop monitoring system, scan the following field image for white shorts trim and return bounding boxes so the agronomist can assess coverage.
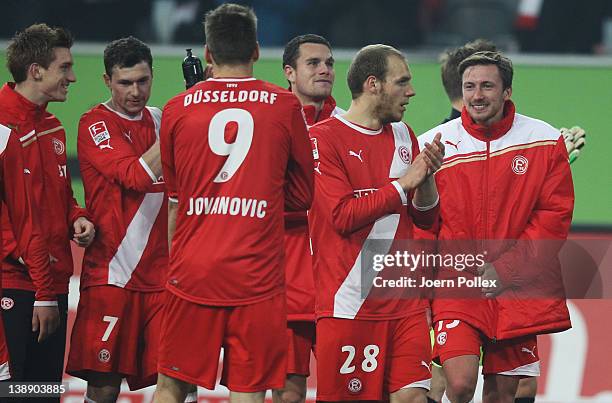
[0,361,11,380]
[398,377,431,391]
[497,360,540,377]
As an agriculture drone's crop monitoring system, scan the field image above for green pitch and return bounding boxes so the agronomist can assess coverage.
[1,54,610,225]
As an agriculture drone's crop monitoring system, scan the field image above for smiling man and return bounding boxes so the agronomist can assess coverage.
[0,23,93,401]
[66,36,168,403]
[419,51,573,403]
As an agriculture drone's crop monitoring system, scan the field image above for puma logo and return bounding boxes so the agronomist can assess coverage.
[314,161,322,175]
[420,361,431,372]
[521,346,536,358]
[349,150,363,162]
[444,139,461,151]
[99,142,114,150]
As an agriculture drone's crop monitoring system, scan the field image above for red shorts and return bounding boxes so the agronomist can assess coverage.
[158,292,287,392]
[286,321,315,377]
[433,320,540,376]
[66,286,166,390]
[0,316,10,380]
[316,314,432,401]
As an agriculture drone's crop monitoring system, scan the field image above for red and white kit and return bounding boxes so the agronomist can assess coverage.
[419,101,574,375]
[158,77,313,390]
[283,95,342,375]
[67,103,167,389]
[309,115,438,400]
[0,83,85,300]
[0,83,64,380]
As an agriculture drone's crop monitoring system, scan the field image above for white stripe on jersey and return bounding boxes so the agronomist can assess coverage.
[0,361,9,380]
[146,106,162,140]
[108,192,164,287]
[0,125,10,154]
[19,129,36,143]
[333,214,400,319]
[389,122,413,179]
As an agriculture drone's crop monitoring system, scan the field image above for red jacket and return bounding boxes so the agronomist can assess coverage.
[418,101,574,340]
[0,83,87,297]
[0,89,55,302]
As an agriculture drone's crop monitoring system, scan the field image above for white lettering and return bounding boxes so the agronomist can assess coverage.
[186,197,268,219]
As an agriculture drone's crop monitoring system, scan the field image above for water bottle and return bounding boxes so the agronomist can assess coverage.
[182,48,204,89]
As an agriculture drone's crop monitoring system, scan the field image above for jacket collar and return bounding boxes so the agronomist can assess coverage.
[0,82,48,123]
[301,96,337,126]
[461,100,515,142]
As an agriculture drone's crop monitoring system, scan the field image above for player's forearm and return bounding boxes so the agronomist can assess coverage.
[330,182,402,235]
[412,176,439,210]
[167,199,178,251]
[141,140,163,179]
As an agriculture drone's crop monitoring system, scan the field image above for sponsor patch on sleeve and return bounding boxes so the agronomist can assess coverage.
[89,121,111,145]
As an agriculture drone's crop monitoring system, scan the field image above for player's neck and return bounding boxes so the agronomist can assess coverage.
[14,81,48,106]
[211,64,253,79]
[295,94,324,118]
[344,99,383,130]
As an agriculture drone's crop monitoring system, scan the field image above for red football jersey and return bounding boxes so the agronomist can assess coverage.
[284,96,343,321]
[309,116,438,320]
[77,103,167,291]
[161,78,314,306]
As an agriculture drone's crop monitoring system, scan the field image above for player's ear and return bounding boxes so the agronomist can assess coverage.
[252,42,260,63]
[283,64,295,83]
[503,86,512,100]
[364,75,379,95]
[28,63,43,82]
[103,73,111,89]
[204,45,214,65]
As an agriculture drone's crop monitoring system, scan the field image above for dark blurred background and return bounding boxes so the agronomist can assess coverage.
[2,0,612,54]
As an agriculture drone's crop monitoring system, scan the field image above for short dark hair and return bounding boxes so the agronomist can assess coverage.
[6,23,73,83]
[282,34,331,69]
[103,36,152,77]
[347,44,404,100]
[440,39,497,102]
[204,3,257,66]
[459,51,513,90]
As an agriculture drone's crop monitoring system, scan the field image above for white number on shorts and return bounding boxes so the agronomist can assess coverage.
[362,344,380,372]
[340,345,356,374]
[208,108,254,183]
[339,344,380,374]
[101,315,119,342]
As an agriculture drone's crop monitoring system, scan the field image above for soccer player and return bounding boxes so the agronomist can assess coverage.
[308,44,444,402]
[0,23,94,396]
[65,36,168,403]
[274,33,341,403]
[419,51,574,403]
[154,4,314,403]
[427,39,586,403]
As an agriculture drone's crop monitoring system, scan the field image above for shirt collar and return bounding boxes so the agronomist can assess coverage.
[461,100,515,141]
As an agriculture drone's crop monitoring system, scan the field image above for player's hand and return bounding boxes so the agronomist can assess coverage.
[421,132,445,175]
[32,305,60,343]
[397,133,444,191]
[477,263,505,298]
[560,126,586,164]
[73,216,96,247]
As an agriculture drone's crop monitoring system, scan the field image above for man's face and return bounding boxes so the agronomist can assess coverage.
[104,61,152,116]
[38,47,76,103]
[462,64,511,126]
[375,55,415,124]
[285,43,335,103]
